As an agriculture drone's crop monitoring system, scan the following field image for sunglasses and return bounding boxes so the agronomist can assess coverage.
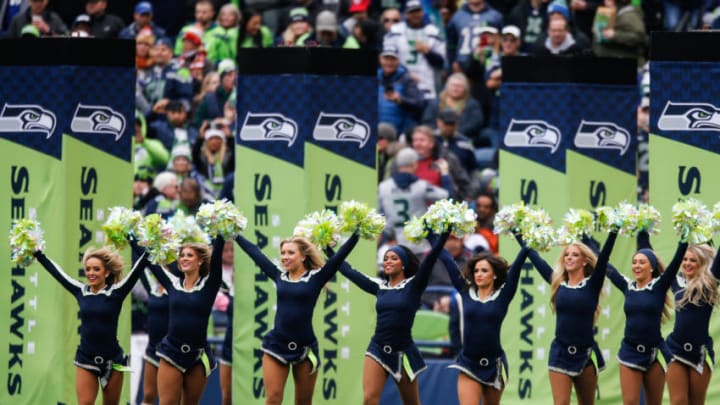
[383,18,400,23]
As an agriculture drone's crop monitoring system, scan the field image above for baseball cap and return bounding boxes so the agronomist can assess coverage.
[547,2,570,21]
[380,43,400,58]
[501,25,521,39]
[170,144,191,161]
[289,7,309,23]
[478,26,499,35]
[135,1,153,15]
[348,0,370,13]
[205,129,225,141]
[438,109,459,124]
[155,36,173,49]
[395,148,419,167]
[640,96,650,110]
[183,27,203,47]
[315,10,337,32]
[405,0,422,12]
[20,24,40,38]
[73,14,91,27]
[217,59,236,76]
[378,123,398,142]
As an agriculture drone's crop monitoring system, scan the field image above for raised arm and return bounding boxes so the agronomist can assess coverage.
[206,236,226,292]
[113,248,149,298]
[427,231,465,291]
[658,241,689,289]
[582,233,626,293]
[34,252,84,295]
[318,233,360,285]
[234,233,281,281]
[590,231,618,291]
[637,230,652,250]
[712,245,720,281]
[413,231,451,292]
[324,245,379,296]
[498,247,530,302]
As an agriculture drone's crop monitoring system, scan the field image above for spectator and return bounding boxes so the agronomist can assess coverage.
[70,13,92,37]
[302,9,345,47]
[341,0,370,36]
[193,123,235,197]
[194,58,236,127]
[1,0,27,34]
[133,171,158,212]
[446,0,503,72]
[137,37,194,123]
[7,0,68,38]
[192,71,219,118]
[174,0,216,56]
[535,14,585,55]
[205,3,241,64]
[278,7,312,46]
[439,0,459,28]
[508,0,550,53]
[435,109,478,178]
[593,0,646,66]
[377,122,404,182]
[570,0,602,40]
[377,44,425,136]
[135,30,155,69]
[134,111,169,178]
[384,0,446,101]
[467,191,498,254]
[377,147,449,255]
[176,26,212,90]
[167,144,213,201]
[412,125,472,201]
[239,9,274,48]
[177,177,211,215]
[143,170,179,218]
[83,0,124,38]
[343,18,380,50]
[149,99,198,152]
[664,0,704,31]
[534,2,591,55]
[380,7,401,35]
[422,72,484,144]
[119,2,167,40]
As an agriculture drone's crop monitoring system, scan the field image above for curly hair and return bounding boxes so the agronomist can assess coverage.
[180,243,212,278]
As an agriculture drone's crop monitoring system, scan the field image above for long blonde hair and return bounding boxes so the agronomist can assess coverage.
[202,134,227,166]
[280,236,326,270]
[550,242,599,321]
[677,244,719,309]
[83,247,124,285]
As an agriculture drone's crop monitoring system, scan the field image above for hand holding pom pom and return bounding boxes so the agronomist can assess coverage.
[102,207,142,249]
[294,210,341,248]
[196,199,248,239]
[338,201,386,240]
[168,211,210,244]
[137,214,181,264]
[9,216,46,267]
[403,216,428,243]
[672,198,712,244]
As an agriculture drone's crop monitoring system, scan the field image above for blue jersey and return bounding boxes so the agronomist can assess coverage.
[441,246,529,359]
[606,242,687,346]
[235,233,359,346]
[528,232,616,348]
[146,237,224,349]
[36,249,148,359]
[338,233,449,348]
[445,3,503,67]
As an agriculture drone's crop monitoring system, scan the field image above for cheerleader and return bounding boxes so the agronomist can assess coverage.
[330,231,450,405]
[218,279,233,405]
[601,231,687,405]
[438,243,530,405]
[34,242,148,405]
[666,243,719,405]
[140,236,225,405]
[520,230,617,405]
[234,232,359,405]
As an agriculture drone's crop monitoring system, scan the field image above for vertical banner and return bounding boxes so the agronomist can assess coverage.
[62,40,135,404]
[498,57,574,403]
[568,58,637,404]
[306,53,377,403]
[649,31,720,402]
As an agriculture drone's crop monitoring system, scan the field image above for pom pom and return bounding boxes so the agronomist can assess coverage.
[595,206,620,232]
[403,216,427,243]
[338,200,385,240]
[614,201,639,236]
[137,214,181,264]
[493,203,530,235]
[523,223,556,252]
[636,203,661,234]
[196,199,248,239]
[168,211,210,244]
[672,198,713,244]
[561,208,594,242]
[713,202,720,234]
[9,215,46,267]
[102,207,142,249]
[293,210,341,248]
[423,199,477,236]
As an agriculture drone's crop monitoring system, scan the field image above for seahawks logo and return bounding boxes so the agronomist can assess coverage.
[504,119,561,153]
[0,103,57,138]
[658,101,720,132]
[312,112,370,147]
[239,112,298,146]
[574,120,630,155]
[70,104,126,141]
